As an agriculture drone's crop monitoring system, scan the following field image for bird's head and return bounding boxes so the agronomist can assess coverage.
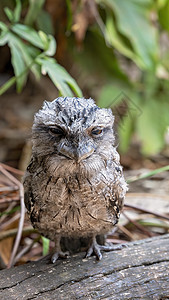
[32,97,117,176]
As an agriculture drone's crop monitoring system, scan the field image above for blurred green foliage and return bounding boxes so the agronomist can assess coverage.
[70,0,169,156]
[41,236,50,256]
[0,0,169,156]
[0,0,82,97]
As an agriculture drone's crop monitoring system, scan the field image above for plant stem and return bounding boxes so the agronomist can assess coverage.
[127,165,169,183]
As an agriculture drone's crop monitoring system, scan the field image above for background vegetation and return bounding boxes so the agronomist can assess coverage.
[0,0,169,268]
[0,0,169,156]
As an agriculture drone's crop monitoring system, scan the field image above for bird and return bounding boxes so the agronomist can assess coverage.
[23,97,127,262]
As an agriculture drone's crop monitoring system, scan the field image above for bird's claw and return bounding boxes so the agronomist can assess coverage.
[85,241,103,260]
[51,250,69,263]
[85,238,126,260]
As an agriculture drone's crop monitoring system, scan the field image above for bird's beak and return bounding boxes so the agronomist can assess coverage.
[76,145,95,163]
[58,143,95,162]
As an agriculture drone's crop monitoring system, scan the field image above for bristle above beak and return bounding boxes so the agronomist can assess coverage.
[58,143,95,162]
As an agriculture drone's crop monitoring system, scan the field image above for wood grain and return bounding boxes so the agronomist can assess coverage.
[0,234,169,300]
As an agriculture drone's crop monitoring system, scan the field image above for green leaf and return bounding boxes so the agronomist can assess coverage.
[38,31,56,56]
[0,77,16,96]
[158,0,169,31]
[0,22,8,31]
[36,10,54,35]
[0,31,9,46]
[97,0,158,70]
[37,57,82,97]
[24,0,45,26]
[41,236,50,256]
[136,98,168,155]
[12,24,44,49]
[9,41,28,92]
[26,44,41,60]
[8,32,41,80]
[38,30,48,48]
[13,0,21,23]
[4,7,14,22]
[44,35,56,56]
[104,14,145,69]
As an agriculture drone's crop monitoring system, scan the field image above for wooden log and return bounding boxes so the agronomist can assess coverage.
[0,234,169,300]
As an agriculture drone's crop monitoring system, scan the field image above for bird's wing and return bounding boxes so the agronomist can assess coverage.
[105,165,127,224]
[23,156,36,213]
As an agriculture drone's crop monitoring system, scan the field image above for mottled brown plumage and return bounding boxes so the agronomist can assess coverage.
[23,97,127,261]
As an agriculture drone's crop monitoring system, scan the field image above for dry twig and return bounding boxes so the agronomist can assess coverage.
[0,163,24,176]
[122,211,154,237]
[0,164,25,268]
[124,202,169,221]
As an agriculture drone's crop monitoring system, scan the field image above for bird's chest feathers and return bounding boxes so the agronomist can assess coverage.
[37,173,115,238]
[45,174,102,209]
[40,171,113,220]
[31,165,118,238]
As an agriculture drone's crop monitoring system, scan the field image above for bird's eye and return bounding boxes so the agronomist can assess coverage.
[91,128,103,136]
[49,127,64,136]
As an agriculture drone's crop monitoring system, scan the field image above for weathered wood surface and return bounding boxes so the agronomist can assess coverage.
[0,235,169,300]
